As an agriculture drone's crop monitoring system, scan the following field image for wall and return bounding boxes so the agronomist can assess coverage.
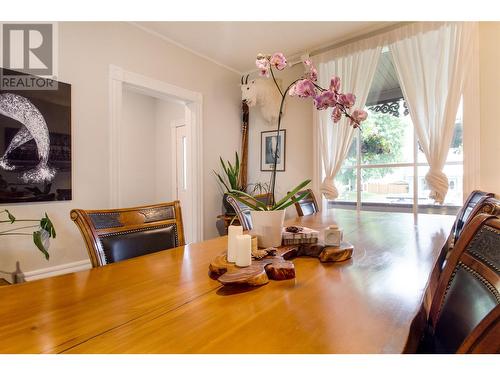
[120,89,157,206]
[247,64,313,219]
[0,22,240,281]
[478,22,500,196]
[119,91,185,207]
[154,99,185,202]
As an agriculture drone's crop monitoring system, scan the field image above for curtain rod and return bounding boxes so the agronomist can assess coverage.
[286,21,414,67]
[243,21,414,75]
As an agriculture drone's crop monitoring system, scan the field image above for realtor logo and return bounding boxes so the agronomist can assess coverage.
[0,22,58,90]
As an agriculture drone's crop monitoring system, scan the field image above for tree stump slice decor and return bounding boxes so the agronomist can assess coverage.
[317,241,354,263]
[209,246,297,287]
[208,242,354,288]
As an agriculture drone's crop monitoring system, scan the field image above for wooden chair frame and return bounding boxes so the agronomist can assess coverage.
[291,189,319,217]
[71,201,185,268]
[427,214,500,353]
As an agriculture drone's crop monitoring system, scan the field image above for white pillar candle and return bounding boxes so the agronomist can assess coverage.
[236,234,252,267]
[227,225,243,263]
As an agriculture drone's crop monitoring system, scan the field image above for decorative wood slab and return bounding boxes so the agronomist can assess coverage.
[209,246,297,287]
[209,241,354,287]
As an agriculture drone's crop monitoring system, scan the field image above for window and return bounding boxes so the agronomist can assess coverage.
[331,50,463,214]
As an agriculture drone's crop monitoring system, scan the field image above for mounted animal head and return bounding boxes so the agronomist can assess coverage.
[241,75,282,125]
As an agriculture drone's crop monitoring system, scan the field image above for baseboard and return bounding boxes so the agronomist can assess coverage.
[21,259,92,282]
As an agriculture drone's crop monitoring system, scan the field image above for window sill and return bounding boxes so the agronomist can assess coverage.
[329,201,460,215]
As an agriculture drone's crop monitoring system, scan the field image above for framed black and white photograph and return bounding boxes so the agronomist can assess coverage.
[0,68,72,203]
[260,129,286,172]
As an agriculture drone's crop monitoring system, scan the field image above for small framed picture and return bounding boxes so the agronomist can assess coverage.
[260,129,286,172]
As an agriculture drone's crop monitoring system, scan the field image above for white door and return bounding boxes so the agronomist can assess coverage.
[175,125,192,243]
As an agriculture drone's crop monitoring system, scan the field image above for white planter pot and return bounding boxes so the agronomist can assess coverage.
[250,209,285,248]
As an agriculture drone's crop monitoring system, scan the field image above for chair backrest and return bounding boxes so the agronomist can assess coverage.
[71,201,185,267]
[453,190,494,244]
[464,196,500,226]
[291,189,318,217]
[425,214,500,353]
[225,193,273,231]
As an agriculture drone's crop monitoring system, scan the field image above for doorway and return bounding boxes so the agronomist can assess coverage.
[109,65,203,243]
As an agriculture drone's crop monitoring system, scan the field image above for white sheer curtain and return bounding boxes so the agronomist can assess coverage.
[389,22,475,204]
[313,40,382,200]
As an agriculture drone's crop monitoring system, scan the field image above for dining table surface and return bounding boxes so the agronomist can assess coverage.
[0,208,455,354]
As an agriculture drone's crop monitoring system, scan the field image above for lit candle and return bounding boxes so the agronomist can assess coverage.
[227,225,243,263]
[236,234,252,267]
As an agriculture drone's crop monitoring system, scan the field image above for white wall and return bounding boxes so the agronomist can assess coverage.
[0,22,240,281]
[479,22,500,196]
[120,89,157,207]
[154,99,185,202]
[119,91,185,207]
[247,64,313,219]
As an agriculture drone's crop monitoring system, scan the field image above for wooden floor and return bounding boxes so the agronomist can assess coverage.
[0,209,454,353]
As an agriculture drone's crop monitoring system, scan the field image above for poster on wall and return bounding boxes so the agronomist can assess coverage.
[260,129,286,172]
[0,68,71,203]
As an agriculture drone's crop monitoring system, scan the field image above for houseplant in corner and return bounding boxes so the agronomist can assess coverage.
[214,152,245,215]
[0,209,56,260]
[229,52,368,247]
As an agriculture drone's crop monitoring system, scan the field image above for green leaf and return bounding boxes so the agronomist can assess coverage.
[230,189,268,210]
[219,157,228,175]
[274,190,310,211]
[214,171,230,192]
[228,190,267,211]
[33,231,50,260]
[272,179,311,210]
[40,213,56,238]
[5,209,15,224]
[235,152,240,183]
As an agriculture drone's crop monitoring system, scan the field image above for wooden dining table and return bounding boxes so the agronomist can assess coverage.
[0,208,455,354]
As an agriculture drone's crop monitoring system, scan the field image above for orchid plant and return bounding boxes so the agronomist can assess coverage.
[230,52,368,211]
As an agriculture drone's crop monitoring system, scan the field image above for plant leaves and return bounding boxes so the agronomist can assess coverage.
[228,190,266,211]
[272,179,311,210]
[214,171,230,192]
[230,189,268,210]
[5,209,15,223]
[40,213,56,238]
[33,231,50,260]
[274,190,310,211]
[219,157,228,175]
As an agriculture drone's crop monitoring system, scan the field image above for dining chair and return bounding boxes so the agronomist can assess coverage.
[71,201,185,267]
[291,189,318,217]
[225,193,273,231]
[417,213,500,353]
[423,193,498,321]
[452,190,494,245]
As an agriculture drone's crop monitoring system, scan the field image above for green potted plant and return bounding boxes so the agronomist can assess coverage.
[229,52,367,247]
[213,152,245,215]
[230,179,311,247]
[0,209,56,260]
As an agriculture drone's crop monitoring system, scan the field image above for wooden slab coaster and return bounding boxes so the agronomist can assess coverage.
[209,246,297,287]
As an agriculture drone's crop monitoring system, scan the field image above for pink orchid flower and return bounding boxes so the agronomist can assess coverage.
[256,56,270,77]
[330,76,341,92]
[331,106,343,123]
[289,79,317,98]
[270,52,287,71]
[338,93,356,108]
[303,59,318,82]
[314,91,337,110]
[350,109,368,127]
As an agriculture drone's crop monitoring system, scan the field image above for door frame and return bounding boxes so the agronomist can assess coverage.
[109,65,203,242]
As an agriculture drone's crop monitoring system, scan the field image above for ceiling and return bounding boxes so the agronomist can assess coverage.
[134,21,395,74]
